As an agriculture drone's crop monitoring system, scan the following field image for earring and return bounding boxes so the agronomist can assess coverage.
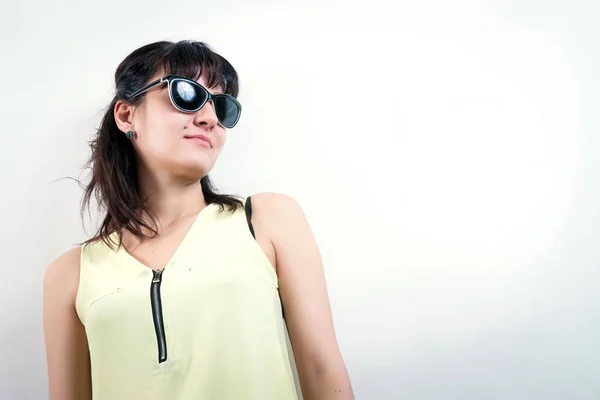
[126,130,134,139]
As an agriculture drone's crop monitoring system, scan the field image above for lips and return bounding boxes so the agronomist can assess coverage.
[184,134,212,148]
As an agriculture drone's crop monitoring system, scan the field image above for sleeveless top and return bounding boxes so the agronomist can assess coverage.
[76,198,300,399]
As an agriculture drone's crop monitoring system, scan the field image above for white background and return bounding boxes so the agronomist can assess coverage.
[1,0,599,399]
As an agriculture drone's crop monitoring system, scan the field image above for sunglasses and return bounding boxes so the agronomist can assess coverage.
[128,75,242,128]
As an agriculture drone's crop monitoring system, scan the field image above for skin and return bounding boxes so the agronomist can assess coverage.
[43,72,353,399]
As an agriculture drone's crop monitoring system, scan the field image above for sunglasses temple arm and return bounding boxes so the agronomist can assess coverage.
[128,78,166,99]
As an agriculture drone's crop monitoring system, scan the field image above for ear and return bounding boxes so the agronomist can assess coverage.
[114,100,136,134]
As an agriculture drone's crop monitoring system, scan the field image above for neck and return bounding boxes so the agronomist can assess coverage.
[138,173,208,230]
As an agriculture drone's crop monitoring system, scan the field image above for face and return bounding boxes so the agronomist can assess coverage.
[115,74,227,182]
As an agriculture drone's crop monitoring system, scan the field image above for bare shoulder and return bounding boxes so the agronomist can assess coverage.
[249,192,306,229]
[247,193,308,272]
[45,247,82,282]
[44,247,82,302]
[249,192,315,262]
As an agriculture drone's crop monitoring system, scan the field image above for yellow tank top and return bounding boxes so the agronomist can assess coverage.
[76,200,299,399]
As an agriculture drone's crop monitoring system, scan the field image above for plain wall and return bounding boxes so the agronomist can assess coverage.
[1,0,599,398]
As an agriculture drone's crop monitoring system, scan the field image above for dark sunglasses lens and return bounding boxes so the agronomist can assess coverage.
[171,80,207,111]
[214,96,241,128]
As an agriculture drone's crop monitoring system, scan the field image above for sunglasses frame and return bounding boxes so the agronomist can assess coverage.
[127,74,242,128]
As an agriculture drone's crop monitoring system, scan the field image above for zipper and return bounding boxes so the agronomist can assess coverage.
[151,269,167,363]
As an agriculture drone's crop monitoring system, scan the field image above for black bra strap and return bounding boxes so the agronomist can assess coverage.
[245,195,286,320]
[244,196,256,240]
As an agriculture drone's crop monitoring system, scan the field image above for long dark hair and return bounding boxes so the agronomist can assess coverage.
[81,40,243,249]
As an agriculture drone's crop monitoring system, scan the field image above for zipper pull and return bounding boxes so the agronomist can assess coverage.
[152,269,164,283]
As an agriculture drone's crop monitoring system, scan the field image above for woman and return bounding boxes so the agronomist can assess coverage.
[43,40,353,400]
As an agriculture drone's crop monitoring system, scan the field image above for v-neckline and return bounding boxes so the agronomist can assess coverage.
[114,203,216,272]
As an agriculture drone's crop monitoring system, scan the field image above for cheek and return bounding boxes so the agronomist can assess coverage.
[143,128,176,153]
[137,100,183,145]
[137,122,182,161]
[214,129,227,150]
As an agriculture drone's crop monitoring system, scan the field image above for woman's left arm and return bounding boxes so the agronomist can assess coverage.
[254,193,354,400]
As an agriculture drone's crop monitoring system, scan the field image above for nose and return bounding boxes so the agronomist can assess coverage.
[193,100,219,130]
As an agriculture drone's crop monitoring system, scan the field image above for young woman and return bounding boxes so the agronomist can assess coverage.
[43,40,353,400]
